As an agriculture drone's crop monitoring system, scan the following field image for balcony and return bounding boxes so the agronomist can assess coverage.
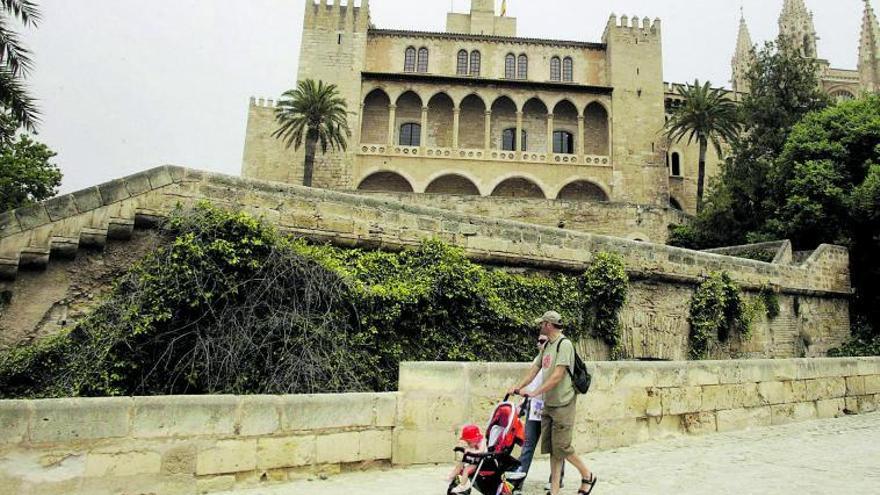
[357,144,611,168]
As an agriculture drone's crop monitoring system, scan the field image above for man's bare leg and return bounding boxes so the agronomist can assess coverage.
[565,453,594,492]
[549,456,564,495]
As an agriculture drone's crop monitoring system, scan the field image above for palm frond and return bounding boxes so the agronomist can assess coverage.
[272,79,351,153]
[0,0,40,26]
[0,64,38,131]
[0,17,34,75]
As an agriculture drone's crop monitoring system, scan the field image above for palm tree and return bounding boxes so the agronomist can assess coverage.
[665,80,740,213]
[0,0,40,132]
[272,79,351,188]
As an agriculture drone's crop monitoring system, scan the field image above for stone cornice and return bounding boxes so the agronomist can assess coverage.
[361,71,614,95]
[368,28,606,51]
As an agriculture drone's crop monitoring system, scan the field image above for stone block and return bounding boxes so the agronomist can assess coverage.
[845,396,859,413]
[14,204,50,230]
[84,451,162,477]
[398,362,467,393]
[257,435,315,469]
[97,179,131,205]
[816,398,846,419]
[162,445,197,475]
[858,395,877,413]
[147,166,174,189]
[0,400,32,444]
[659,386,702,415]
[716,407,771,432]
[30,397,132,443]
[653,365,687,388]
[701,383,759,411]
[359,429,393,461]
[864,375,880,395]
[43,195,79,222]
[0,210,20,237]
[648,414,684,441]
[196,439,257,475]
[392,428,457,465]
[572,420,599,453]
[681,411,717,435]
[804,377,846,401]
[782,381,808,403]
[132,396,237,438]
[685,363,720,386]
[846,376,867,396]
[374,393,398,427]
[770,402,817,426]
[613,366,656,388]
[196,475,236,494]
[71,186,103,212]
[237,396,281,437]
[597,418,650,450]
[282,393,378,431]
[757,381,786,405]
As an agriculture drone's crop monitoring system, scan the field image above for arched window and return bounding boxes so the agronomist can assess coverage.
[671,152,681,176]
[552,130,574,154]
[550,56,561,81]
[399,123,421,146]
[562,57,573,82]
[517,54,528,79]
[831,90,855,103]
[470,50,481,76]
[505,53,516,79]
[456,50,469,75]
[502,128,527,151]
[417,47,429,73]
[404,47,416,72]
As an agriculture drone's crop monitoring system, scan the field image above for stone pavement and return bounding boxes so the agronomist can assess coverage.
[222,413,880,495]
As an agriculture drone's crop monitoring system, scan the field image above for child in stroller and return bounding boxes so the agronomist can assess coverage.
[446,395,527,495]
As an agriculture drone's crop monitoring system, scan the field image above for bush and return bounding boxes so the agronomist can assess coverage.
[0,202,630,398]
[688,272,752,359]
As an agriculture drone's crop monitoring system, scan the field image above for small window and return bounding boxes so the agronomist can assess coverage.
[417,47,429,73]
[562,57,573,82]
[404,47,416,72]
[553,131,574,154]
[502,128,527,151]
[457,50,469,75]
[550,56,561,81]
[517,54,528,79]
[470,50,481,76]
[505,53,516,79]
[671,152,681,176]
[399,123,421,146]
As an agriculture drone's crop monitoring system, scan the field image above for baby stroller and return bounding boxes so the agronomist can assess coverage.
[447,395,528,495]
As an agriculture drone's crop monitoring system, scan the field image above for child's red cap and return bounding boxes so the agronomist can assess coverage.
[460,424,483,443]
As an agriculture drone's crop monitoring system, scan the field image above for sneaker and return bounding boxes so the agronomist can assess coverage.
[543,481,564,491]
[506,472,526,481]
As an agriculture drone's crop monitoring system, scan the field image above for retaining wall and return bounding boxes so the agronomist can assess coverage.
[0,166,852,358]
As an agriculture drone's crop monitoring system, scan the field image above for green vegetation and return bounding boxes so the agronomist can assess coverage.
[0,0,41,131]
[273,79,351,187]
[664,80,740,212]
[688,272,752,360]
[0,113,60,211]
[0,202,629,398]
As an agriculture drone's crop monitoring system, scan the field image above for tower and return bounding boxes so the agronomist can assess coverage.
[778,0,819,58]
[731,11,755,96]
[603,14,668,207]
[860,0,880,92]
[447,0,516,36]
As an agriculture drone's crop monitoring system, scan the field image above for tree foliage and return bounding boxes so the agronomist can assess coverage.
[0,0,40,130]
[688,272,752,360]
[273,79,351,187]
[0,113,59,211]
[0,203,630,398]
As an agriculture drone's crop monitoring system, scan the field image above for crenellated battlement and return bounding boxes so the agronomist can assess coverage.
[249,96,277,108]
[603,13,661,42]
[303,0,370,32]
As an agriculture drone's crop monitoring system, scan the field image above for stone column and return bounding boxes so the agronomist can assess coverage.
[387,104,397,146]
[546,113,554,154]
[484,110,492,150]
[420,106,429,148]
[452,107,461,149]
[516,111,524,152]
[577,115,585,155]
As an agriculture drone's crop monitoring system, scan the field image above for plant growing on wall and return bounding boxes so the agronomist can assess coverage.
[0,202,630,398]
[272,79,351,187]
[688,271,751,359]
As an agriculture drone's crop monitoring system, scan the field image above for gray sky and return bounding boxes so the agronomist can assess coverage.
[22,0,868,193]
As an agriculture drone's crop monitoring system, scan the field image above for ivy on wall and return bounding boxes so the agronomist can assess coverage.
[0,202,629,398]
[687,272,753,359]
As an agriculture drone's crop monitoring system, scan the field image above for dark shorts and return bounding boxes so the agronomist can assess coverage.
[540,397,577,458]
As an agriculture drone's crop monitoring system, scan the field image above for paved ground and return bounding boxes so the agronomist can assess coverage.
[223,413,880,495]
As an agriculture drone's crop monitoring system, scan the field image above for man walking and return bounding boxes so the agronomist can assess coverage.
[507,311,597,495]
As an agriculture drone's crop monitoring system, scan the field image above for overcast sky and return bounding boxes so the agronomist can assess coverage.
[21,0,869,193]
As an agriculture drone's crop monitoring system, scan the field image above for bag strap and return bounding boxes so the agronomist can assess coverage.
[556,337,576,382]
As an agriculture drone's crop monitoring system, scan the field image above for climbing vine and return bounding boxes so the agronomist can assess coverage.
[688,272,752,359]
[0,202,629,398]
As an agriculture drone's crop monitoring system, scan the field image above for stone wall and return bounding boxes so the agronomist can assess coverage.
[0,393,396,495]
[362,191,689,243]
[0,166,852,357]
[394,358,880,465]
[2,358,878,493]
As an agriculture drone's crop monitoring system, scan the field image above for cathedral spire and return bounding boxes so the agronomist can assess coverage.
[860,0,880,93]
[732,10,755,95]
[779,0,819,58]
